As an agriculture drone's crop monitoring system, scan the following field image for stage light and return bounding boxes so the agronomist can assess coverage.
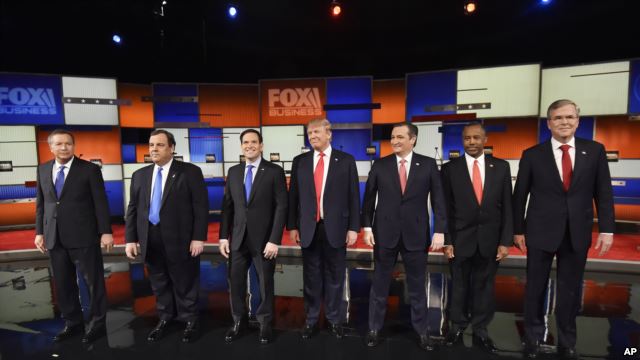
[228,5,237,18]
[330,1,342,17]
[541,0,551,4]
[112,34,122,44]
[464,0,477,15]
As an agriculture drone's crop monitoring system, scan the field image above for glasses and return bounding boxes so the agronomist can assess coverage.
[550,115,579,122]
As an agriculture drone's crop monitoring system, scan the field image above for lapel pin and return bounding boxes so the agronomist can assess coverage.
[172,174,176,178]
[334,158,338,161]
[489,164,494,168]
[581,151,587,155]
[416,162,420,166]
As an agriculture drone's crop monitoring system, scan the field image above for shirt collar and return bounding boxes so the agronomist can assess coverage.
[465,152,484,166]
[246,157,261,169]
[154,158,173,172]
[314,145,332,158]
[551,136,576,150]
[395,151,413,164]
[55,156,74,170]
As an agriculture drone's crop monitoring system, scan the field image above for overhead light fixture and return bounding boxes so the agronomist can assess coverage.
[228,5,238,18]
[112,34,122,44]
[464,0,477,15]
[330,1,342,17]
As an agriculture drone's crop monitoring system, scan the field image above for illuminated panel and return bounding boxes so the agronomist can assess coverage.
[155,128,190,162]
[609,161,640,179]
[104,180,124,216]
[62,76,118,125]
[101,164,123,181]
[595,115,640,159]
[406,71,457,121]
[198,84,259,127]
[0,142,37,166]
[325,77,372,123]
[0,126,35,142]
[0,74,64,125]
[123,164,148,178]
[194,163,224,178]
[372,79,405,124]
[153,83,199,123]
[261,125,305,162]
[355,161,371,178]
[540,62,629,116]
[457,64,540,117]
[118,83,154,128]
[326,129,371,160]
[414,122,443,160]
[629,60,640,114]
[0,167,36,185]
[484,117,539,159]
[260,79,326,125]
[189,128,223,163]
[37,127,122,164]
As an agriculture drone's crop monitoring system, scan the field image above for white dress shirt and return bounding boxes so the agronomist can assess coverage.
[395,151,413,179]
[150,158,173,207]
[244,157,261,184]
[464,152,485,187]
[551,137,576,180]
[314,145,332,220]
[52,156,74,186]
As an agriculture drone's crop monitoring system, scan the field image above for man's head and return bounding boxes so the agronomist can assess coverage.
[148,129,176,166]
[240,129,263,163]
[307,118,332,152]
[546,99,580,143]
[462,123,487,158]
[391,123,418,158]
[48,129,75,164]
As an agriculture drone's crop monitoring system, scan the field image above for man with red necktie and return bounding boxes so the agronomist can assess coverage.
[513,99,615,359]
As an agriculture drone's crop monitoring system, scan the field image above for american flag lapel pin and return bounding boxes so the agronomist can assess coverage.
[416,162,420,166]
[489,164,494,168]
[172,174,176,178]
[335,158,338,162]
[581,151,587,155]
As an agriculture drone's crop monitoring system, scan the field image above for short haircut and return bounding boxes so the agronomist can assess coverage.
[307,118,332,132]
[547,99,580,119]
[392,122,419,146]
[240,129,263,144]
[462,122,487,136]
[150,129,176,147]
[47,129,75,145]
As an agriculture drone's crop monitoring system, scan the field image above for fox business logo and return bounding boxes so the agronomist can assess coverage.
[0,87,58,115]
[267,88,322,117]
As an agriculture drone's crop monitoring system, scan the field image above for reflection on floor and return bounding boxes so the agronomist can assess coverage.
[0,256,639,359]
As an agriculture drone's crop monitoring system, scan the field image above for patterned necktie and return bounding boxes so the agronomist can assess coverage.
[148,167,163,225]
[399,159,407,194]
[245,165,254,203]
[314,152,325,222]
[472,159,483,205]
[560,144,572,192]
[54,165,66,198]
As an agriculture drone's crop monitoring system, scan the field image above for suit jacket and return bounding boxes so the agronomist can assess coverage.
[35,157,112,250]
[220,159,288,251]
[441,155,513,258]
[125,160,209,261]
[287,149,360,248]
[513,138,615,252]
[362,152,447,251]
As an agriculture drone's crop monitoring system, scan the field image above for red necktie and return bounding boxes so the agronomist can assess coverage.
[314,152,325,222]
[472,160,483,205]
[399,159,407,194]
[560,144,572,192]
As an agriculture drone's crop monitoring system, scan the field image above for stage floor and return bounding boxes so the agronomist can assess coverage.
[0,256,638,360]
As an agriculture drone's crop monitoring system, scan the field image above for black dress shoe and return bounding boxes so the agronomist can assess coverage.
[328,323,344,339]
[147,320,169,342]
[445,330,465,346]
[523,340,540,358]
[225,320,247,343]
[418,334,435,351]
[301,323,318,339]
[259,324,273,344]
[82,325,106,343]
[182,321,199,343]
[364,330,380,347]
[558,347,579,359]
[54,323,84,342]
[472,335,498,353]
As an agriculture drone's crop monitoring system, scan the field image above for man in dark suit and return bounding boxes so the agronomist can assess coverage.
[287,118,360,339]
[219,129,287,344]
[124,129,209,343]
[34,129,113,343]
[513,99,615,359]
[361,122,447,350]
[441,123,513,353]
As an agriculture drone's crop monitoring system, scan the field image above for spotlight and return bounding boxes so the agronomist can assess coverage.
[464,0,477,15]
[540,0,551,4]
[228,5,238,18]
[330,1,341,17]
[112,34,122,44]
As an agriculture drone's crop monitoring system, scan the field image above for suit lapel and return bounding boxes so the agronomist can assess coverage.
[404,154,421,197]
[324,151,340,193]
[386,156,403,196]
[43,161,57,199]
[456,157,479,207]
[144,165,154,210]
[543,141,565,190]
[161,161,179,208]
[482,157,494,206]
[302,152,316,199]
[570,139,586,189]
[58,158,78,199]
[248,159,267,205]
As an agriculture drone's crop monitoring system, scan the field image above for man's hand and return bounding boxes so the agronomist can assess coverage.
[444,245,454,259]
[34,235,46,254]
[190,240,204,257]
[346,230,358,246]
[289,230,300,245]
[429,233,445,252]
[594,233,614,256]
[100,234,114,252]
[513,235,527,254]
[496,245,510,261]
[219,239,230,258]
[125,243,139,260]
[363,230,375,247]
[263,242,278,260]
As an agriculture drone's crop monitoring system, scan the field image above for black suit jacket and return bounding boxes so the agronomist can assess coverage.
[35,157,112,249]
[361,153,447,251]
[513,138,615,252]
[441,155,513,258]
[220,159,288,251]
[287,149,360,248]
[125,160,209,261]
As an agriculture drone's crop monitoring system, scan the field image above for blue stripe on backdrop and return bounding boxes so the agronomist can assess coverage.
[0,185,36,200]
[538,117,594,143]
[121,144,136,163]
[325,77,372,123]
[441,123,465,160]
[189,128,223,163]
[612,178,640,198]
[104,180,124,216]
[629,59,640,114]
[406,71,457,121]
[153,84,199,123]
[206,182,225,211]
[307,129,371,161]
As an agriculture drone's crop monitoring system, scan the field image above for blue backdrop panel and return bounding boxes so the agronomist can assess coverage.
[629,60,640,114]
[359,181,366,207]
[0,74,64,125]
[539,117,594,143]
[189,128,223,163]
[306,129,370,160]
[201,262,229,292]
[326,77,372,123]
[121,144,136,163]
[441,123,465,160]
[104,180,124,216]
[0,185,37,200]
[612,178,640,198]
[406,71,457,121]
[205,178,225,211]
[153,84,199,123]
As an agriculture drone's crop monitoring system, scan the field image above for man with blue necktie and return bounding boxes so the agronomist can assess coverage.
[219,129,287,344]
[125,129,209,343]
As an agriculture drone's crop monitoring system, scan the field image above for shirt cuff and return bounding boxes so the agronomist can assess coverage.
[364,227,372,233]
[219,239,229,243]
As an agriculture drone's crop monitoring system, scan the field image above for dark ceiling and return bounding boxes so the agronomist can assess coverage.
[1,0,638,84]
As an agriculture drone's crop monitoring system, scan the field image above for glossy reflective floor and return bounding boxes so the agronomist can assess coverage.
[0,255,639,360]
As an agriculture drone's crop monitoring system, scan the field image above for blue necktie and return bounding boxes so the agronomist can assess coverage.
[245,165,254,203]
[149,167,163,225]
[54,165,65,198]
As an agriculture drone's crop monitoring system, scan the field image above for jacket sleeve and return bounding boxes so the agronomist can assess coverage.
[89,163,113,235]
[189,165,209,241]
[219,168,234,241]
[512,150,532,235]
[429,158,447,234]
[124,172,139,243]
[286,156,300,231]
[440,163,455,245]
[594,143,615,233]
[347,156,361,232]
[361,162,378,229]
[35,167,44,235]
[499,162,514,247]
[268,166,288,244]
